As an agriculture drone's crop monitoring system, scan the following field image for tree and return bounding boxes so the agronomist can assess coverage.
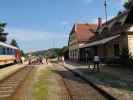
[120,48,133,68]
[10,39,19,48]
[54,48,62,57]
[0,22,8,42]
[21,50,25,56]
[124,0,133,10]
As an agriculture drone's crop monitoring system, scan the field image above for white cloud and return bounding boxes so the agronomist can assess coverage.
[82,0,93,4]
[6,27,67,41]
[61,21,69,25]
[5,27,69,51]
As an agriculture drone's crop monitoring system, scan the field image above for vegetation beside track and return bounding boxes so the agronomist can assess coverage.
[33,66,54,100]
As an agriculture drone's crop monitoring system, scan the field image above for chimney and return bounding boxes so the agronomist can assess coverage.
[98,17,102,28]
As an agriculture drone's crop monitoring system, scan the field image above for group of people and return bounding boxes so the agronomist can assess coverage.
[28,56,43,65]
[27,54,101,71]
[27,55,50,65]
[37,56,43,64]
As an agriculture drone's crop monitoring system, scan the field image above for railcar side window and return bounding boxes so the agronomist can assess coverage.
[10,49,13,55]
[0,46,3,55]
[7,48,9,55]
[3,48,6,55]
[12,49,15,55]
[11,49,13,55]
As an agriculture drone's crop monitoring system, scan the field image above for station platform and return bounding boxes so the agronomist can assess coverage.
[0,63,27,81]
[61,61,133,100]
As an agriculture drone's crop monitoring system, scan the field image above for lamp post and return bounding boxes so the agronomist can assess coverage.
[104,0,108,24]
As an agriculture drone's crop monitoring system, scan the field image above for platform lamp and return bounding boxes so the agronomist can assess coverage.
[104,0,108,24]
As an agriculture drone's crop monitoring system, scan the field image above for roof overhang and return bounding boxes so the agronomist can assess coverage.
[79,34,120,48]
[0,42,19,50]
[127,25,133,32]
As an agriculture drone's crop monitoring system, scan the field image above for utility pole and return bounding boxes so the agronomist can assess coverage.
[53,40,55,48]
[104,0,108,24]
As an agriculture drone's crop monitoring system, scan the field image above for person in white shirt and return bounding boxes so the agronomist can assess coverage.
[94,56,100,71]
[21,56,25,64]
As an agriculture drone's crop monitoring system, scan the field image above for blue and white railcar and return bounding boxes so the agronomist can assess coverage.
[0,42,21,65]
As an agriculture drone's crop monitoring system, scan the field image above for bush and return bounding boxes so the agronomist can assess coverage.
[105,57,121,64]
[120,48,133,68]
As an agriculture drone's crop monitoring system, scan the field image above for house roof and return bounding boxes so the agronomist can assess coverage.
[73,23,97,43]
[86,10,132,44]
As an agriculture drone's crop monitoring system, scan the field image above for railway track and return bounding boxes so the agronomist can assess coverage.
[53,63,116,100]
[0,65,34,100]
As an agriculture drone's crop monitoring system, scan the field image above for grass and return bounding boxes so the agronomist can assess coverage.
[33,67,54,100]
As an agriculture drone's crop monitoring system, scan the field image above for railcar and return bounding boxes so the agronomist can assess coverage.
[0,42,21,65]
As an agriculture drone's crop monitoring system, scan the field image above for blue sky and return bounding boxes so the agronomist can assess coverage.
[0,0,125,52]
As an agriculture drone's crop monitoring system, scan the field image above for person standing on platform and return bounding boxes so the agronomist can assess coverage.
[94,55,100,71]
[45,56,48,64]
[28,54,32,65]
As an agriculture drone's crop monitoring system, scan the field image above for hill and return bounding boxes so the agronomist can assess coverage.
[26,48,62,58]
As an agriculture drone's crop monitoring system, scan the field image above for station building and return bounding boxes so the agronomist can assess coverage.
[68,23,97,62]
[68,8,133,63]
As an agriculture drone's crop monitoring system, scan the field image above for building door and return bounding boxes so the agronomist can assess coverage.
[94,46,98,56]
[114,44,120,56]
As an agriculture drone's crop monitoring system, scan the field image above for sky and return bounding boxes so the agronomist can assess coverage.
[0,0,125,52]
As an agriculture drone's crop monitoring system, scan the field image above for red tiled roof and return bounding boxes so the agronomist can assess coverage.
[75,23,97,42]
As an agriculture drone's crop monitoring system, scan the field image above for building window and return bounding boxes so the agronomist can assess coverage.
[114,44,120,56]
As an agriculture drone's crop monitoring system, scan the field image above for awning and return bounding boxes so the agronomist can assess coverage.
[79,34,120,48]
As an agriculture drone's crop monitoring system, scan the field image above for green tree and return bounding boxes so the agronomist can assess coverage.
[124,0,133,10]
[10,39,19,48]
[55,46,68,57]
[54,48,62,57]
[120,48,133,68]
[0,22,8,42]
[21,50,25,56]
